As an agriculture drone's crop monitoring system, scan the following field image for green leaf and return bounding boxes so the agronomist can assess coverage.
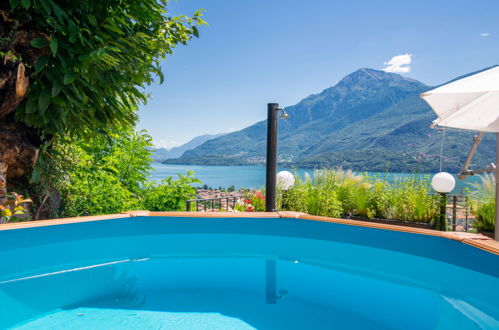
[50,37,58,56]
[38,88,51,114]
[192,26,199,38]
[68,20,79,43]
[9,0,21,8]
[25,97,37,114]
[34,55,49,73]
[30,38,49,48]
[50,1,65,23]
[52,80,62,97]
[30,166,41,183]
[40,0,51,14]
[88,15,98,27]
[63,72,76,85]
[21,0,30,9]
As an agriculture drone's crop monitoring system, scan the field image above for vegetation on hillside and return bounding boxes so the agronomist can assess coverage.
[168,69,495,173]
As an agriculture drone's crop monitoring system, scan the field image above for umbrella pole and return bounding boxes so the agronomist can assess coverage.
[496,133,499,241]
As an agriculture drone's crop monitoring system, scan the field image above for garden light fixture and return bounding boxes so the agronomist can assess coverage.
[277,171,295,191]
[431,172,456,231]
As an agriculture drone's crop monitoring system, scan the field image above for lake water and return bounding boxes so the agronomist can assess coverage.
[150,163,481,193]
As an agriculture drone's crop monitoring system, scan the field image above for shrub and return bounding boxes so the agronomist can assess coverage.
[35,128,202,217]
[250,192,266,212]
[0,193,32,223]
[283,185,308,213]
[61,170,139,216]
[307,186,342,218]
[281,170,342,218]
[469,174,496,232]
[233,191,265,212]
[383,176,438,223]
[141,171,200,211]
[473,201,495,232]
[39,128,152,217]
[281,168,438,223]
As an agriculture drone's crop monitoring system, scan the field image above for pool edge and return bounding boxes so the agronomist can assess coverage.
[1,210,498,255]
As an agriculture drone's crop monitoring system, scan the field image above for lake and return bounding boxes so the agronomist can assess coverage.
[150,163,481,194]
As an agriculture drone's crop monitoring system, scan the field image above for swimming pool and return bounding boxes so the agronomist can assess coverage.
[1,213,498,329]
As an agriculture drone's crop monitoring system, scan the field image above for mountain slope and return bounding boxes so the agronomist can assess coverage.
[166,68,495,172]
[152,133,224,162]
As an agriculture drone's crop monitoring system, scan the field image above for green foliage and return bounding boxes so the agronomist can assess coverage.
[8,0,205,138]
[469,173,495,200]
[473,202,495,232]
[58,168,139,216]
[249,191,265,212]
[0,193,32,223]
[469,174,496,232]
[141,171,200,211]
[283,185,308,213]
[281,168,438,223]
[34,128,202,217]
[38,128,152,216]
[370,176,438,223]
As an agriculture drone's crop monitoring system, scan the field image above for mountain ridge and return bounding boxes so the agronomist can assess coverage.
[152,133,225,162]
[165,67,496,172]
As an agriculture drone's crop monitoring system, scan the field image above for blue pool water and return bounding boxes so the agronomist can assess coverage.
[0,217,498,329]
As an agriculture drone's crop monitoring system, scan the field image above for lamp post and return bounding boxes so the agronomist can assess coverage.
[431,172,456,231]
[277,171,295,210]
[265,103,289,212]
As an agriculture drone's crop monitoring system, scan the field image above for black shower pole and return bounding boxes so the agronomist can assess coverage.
[265,103,279,212]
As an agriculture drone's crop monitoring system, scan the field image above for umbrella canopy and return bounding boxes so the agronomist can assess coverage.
[421,66,499,132]
[421,66,499,240]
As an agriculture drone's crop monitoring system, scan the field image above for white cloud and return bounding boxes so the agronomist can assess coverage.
[225,127,237,133]
[480,32,491,37]
[153,139,181,150]
[382,54,412,73]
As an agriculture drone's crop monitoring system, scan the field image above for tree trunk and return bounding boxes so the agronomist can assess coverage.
[0,162,7,205]
[0,116,41,189]
[1,8,46,189]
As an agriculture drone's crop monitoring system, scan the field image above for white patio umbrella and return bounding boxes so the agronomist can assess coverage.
[420,65,499,239]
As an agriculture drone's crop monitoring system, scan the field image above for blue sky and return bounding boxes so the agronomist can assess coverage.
[138,0,499,149]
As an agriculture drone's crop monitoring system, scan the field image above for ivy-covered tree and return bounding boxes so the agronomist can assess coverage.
[0,0,205,189]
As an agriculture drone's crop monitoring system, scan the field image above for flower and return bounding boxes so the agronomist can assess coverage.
[254,192,265,200]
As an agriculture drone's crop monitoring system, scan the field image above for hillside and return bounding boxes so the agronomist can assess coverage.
[152,133,224,162]
[165,68,495,172]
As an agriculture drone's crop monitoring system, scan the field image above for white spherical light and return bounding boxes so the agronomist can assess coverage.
[277,171,295,190]
[431,172,456,193]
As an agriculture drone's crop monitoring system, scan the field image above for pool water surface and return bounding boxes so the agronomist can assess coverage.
[0,217,498,329]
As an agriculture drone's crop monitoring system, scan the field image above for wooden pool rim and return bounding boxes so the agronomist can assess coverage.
[1,211,498,255]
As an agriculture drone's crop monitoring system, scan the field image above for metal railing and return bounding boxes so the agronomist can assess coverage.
[186,193,483,232]
[186,196,240,212]
[443,195,472,232]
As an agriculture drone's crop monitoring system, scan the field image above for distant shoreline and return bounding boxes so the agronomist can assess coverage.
[150,163,481,193]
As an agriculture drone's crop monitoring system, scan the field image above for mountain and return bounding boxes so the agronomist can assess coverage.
[152,133,225,162]
[165,68,495,172]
